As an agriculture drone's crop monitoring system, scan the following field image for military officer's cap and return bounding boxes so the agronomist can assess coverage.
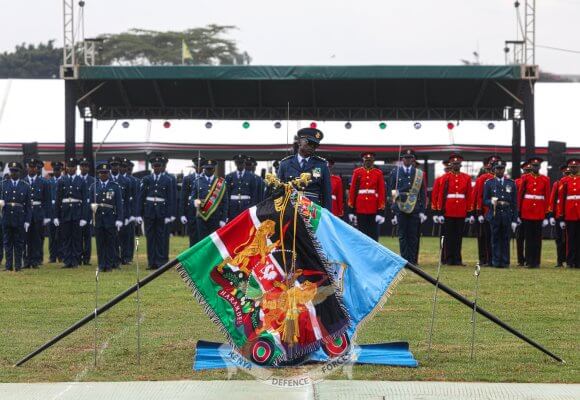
[79,157,91,166]
[108,156,123,165]
[8,161,23,171]
[191,157,206,168]
[36,159,44,168]
[484,155,501,166]
[24,158,41,167]
[567,158,580,167]
[448,153,464,163]
[121,157,133,167]
[442,160,450,166]
[401,149,416,159]
[297,127,324,145]
[149,154,165,166]
[66,157,78,167]
[559,164,570,172]
[492,160,506,169]
[150,153,168,164]
[361,152,375,159]
[51,161,64,170]
[233,154,247,162]
[203,159,218,168]
[97,162,111,172]
[527,156,543,165]
[245,156,257,166]
[521,161,531,170]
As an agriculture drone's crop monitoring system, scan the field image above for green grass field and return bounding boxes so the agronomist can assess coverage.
[0,236,578,383]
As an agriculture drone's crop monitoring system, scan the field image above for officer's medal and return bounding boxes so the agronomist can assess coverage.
[506,184,512,193]
[312,167,321,179]
[106,190,114,200]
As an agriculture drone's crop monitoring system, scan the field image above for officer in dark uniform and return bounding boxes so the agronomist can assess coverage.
[89,162,124,272]
[179,157,205,247]
[0,162,32,272]
[195,159,229,241]
[125,159,140,260]
[277,128,332,209]
[108,156,131,267]
[119,158,138,263]
[54,158,89,268]
[23,158,51,268]
[226,154,258,221]
[389,149,427,265]
[0,161,4,267]
[48,161,64,263]
[244,156,264,203]
[483,160,518,268]
[136,155,175,269]
[79,157,95,265]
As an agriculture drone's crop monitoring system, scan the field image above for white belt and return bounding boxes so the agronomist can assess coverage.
[358,189,376,194]
[62,198,81,203]
[524,194,545,200]
[447,193,466,199]
[567,195,580,200]
[146,196,165,202]
[331,195,337,200]
[230,195,251,200]
[31,201,42,206]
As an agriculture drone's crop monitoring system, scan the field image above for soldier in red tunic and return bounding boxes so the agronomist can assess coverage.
[431,161,450,222]
[472,155,501,266]
[435,154,474,266]
[557,158,580,268]
[328,158,344,218]
[548,165,571,267]
[515,162,532,266]
[517,157,551,268]
[348,152,386,241]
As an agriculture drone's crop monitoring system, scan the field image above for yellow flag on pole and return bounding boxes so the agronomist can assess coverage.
[182,39,193,64]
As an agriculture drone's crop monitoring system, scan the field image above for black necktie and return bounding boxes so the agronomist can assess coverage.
[301,159,306,170]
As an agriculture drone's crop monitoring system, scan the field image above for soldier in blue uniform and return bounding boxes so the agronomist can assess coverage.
[194,160,228,241]
[483,160,518,268]
[119,158,138,263]
[48,161,64,263]
[389,149,427,265]
[179,157,205,247]
[54,158,89,268]
[89,162,124,272]
[0,162,31,272]
[277,128,332,209]
[136,155,175,269]
[161,156,177,258]
[108,156,131,267]
[244,156,264,203]
[226,154,258,221]
[23,158,51,268]
[79,158,95,265]
[125,159,140,260]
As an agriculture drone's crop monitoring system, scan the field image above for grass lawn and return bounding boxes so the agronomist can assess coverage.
[0,236,577,383]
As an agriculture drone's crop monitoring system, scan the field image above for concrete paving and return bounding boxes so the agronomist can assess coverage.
[0,380,578,400]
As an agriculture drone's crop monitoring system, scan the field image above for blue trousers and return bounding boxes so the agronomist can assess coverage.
[490,218,511,267]
[96,226,116,271]
[197,216,220,242]
[3,224,25,270]
[60,220,82,267]
[119,222,133,263]
[145,217,169,268]
[397,213,420,265]
[24,219,44,266]
[0,224,3,264]
[49,223,63,262]
[80,224,92,264]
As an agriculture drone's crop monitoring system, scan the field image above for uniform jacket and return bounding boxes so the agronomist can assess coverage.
[556,175,580,221]
[89,180,124,228]
[195,174,228,222]
[518,173,551,220]
[436,172,473,218]
[179,173,199,220]
[55,174,88,221]
[348,167,385,215]
[137,173,175,219]
[472,172,494,216]
[1,179,32,227]
[389,166,426,215]
[164,172,178,218]
[430,173,448,212]
[80,174,95,222]
[24,175,51,222]
[548,179,563,217]
[225,170,258,219]
[278,155,332,210]
[110,173,131,221]
[483,177,518,222]
[330,175,344,217]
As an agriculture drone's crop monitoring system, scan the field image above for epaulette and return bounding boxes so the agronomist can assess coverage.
[312,155,327,162]
[280,155,294,162]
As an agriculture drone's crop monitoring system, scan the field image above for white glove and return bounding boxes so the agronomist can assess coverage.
[348,214,356,223]
[170,216,176,222]
[560,221,566,229]
[432,215,439,224]
[124,218,129,226]
[136,217,143,225]
[517,217,522,225]
[164,217,172,224]
[439,216,445,224]
[511,222,518,233]
[24,222,30,232]
[90,203,98,213]
[419,213,427,224]
[129,216,136,223]
[542,219,549,228]
[375,215,385,225]
[0,199,5,208]
[391,216,398,226]
[478,215,485,224]
[491,197,498,206]
[115,220,123,231]
[549,217,556,226]
[180,216,188,225]
[219,220,226,228]
[464,217,470,223]
[193,199,202,208]
[469,216,475,224]
[43,218,51,226]
[79,219,87,227]
[53,218,60,227]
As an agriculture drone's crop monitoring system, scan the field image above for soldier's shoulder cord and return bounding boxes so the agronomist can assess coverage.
[312,155,327,162]
[280,155,294,163]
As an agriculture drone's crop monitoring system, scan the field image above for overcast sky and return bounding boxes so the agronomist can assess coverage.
[1,0,578,74]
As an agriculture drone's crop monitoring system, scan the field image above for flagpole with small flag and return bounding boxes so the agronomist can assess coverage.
[181,39,193,65]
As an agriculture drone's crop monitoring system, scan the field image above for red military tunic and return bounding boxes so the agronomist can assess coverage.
[548,179,562,217]
[557,175,580,221]
[431,173,448,213]
[472,172,494,216]
[519,173,551,220]
[437,172,473,218]
[348,167,385,214]
[330,174,344,217]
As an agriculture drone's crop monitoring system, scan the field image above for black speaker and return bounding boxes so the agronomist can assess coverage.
[547,141,566,183]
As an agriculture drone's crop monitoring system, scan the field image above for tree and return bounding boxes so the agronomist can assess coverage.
[98,25,251,66]
[0,40,61,78]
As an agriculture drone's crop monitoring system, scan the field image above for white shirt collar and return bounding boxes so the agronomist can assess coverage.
[297,154,310,164]
[100,180,109,186]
